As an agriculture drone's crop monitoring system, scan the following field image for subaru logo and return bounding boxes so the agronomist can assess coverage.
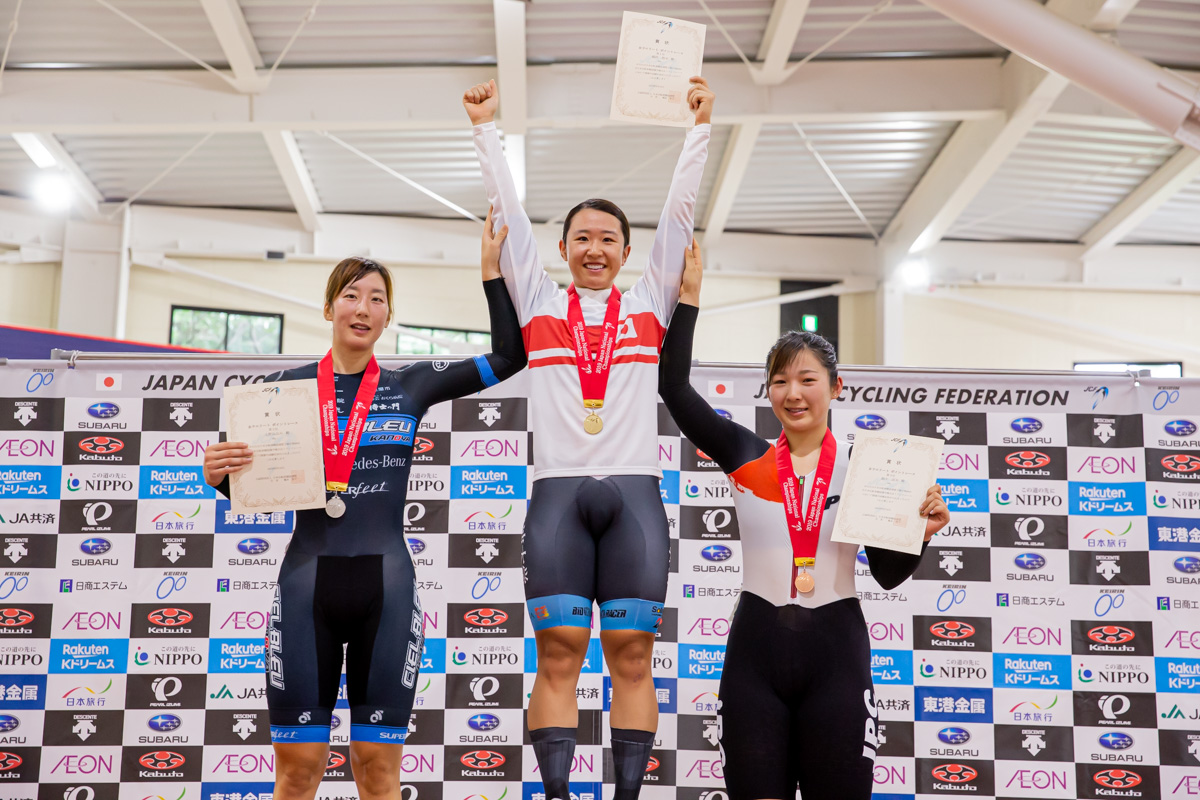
[937,727,970,745]
[467,714,500,731]
[1010,417,1042,434]
[79,538,111,555]
[856,549,869,565]
[1165,420,1197,438]
[714,409,733,421]
[1175,556,1200,574]
[407,538,426,555]
[0,715,18,733]
[854,414,886,431]
[1014,553,1045,570]
[237,538,270,555]
[147,714,182,732]
[701,545,732,562]
[87,402,120,419]
[1098,732,1134,750]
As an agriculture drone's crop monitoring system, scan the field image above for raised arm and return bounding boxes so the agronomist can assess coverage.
[635,77,714,324]
[406,211,527,409]
[465,79,558,325]
[659,242,764,474]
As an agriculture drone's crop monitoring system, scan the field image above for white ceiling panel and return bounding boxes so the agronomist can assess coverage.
[725,121,957,237]
[524,125,732,230]
[948,122,1178,242]
[1123,172,1200,244]
[56,133,293,210]
[1118,0,1200,69]
[793,0,1005,58]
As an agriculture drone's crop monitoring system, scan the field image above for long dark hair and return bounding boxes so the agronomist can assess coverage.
[561,199,631,247]
[765,331,838,385]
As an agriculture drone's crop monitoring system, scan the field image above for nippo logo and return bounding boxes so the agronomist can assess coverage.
[460,750,505,769]
[0,608,33,627]
[932,764,977,783]
[1094,769,1142,788]
[1088,625,1135,644]
[413,437,435,455]
[79,436,123,454]
[0,752,22,771]
[929,620,975,641]
[326,752,346,770]
[464,608,508,627]
[139,750,185,770]
[1006,451,1050,469]
[148,608,194,626]
[1161,454,1200,473]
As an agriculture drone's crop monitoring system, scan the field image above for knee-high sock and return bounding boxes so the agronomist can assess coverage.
[610,728,655,800]
[530,726,576,800]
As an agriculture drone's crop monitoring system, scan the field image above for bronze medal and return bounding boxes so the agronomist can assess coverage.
[794,571,815,593]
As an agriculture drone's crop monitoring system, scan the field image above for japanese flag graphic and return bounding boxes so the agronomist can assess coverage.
[96,373,122,391]
[708,381,732,398]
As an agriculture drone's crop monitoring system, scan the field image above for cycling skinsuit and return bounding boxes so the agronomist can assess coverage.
[659,303,929,799]
[474,120,711,632]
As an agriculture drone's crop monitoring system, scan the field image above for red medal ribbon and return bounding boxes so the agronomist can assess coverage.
[775,429,837,595]
[317,351,381,492]
[565,284,622,408]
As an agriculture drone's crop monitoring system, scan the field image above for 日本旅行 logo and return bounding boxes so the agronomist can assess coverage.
[930,621,975,640]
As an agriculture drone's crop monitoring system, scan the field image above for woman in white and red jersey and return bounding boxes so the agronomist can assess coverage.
[659,246,950,799]
[463,77,714,800]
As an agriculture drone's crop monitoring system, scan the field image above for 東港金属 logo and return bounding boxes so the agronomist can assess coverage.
[148,608,194,626]
[464,608,508,627]
[0,608,33,627]
[1161,454,1200,473]
[1088,625,1135,645]
[79,436,124,454]
[931,763,977,783]
[855,414,886,431]
[139,750,185,770]
[460,750,505,769]
[929,620,975,640]
[1094,769,1141,788]
[1006,451,1050,469]
[87,402,120,419]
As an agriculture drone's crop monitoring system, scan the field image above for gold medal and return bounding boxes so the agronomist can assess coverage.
[794,571,815,593]
[584,412,603,435]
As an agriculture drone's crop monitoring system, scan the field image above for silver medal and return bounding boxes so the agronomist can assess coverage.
[325,494,346,518]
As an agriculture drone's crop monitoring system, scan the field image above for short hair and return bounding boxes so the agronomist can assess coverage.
[324,257,394,325]
[561,199,631,248]
[765,330,838,385]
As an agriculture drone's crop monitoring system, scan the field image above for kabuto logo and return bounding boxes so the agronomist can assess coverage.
[989,447,1066,480]
[324,747,352,780]
[1078,764,1159,799]
[130,604,209,638]
[916,758,994,795]
[1071,621,1153,656]
[447,744,518,780]
[64,433,140,465]
[121,745,202,781]
[59,500,137,534]
[410,432,449,465]
[915,616,992,651]
[0,604,50,637]
[0,747,37,782]
[682,439,722,471]
[680,506,740,540]
[446,674,521,709]
[913,547,990,582]
[603,749,675,786]
[451,397,527,431]
[909,412,988,445]
[141,398,219,431]
[402,500,448,534]
[448,604,521,638]
[990,514,1068,549]
[126,674,206,708]
[133,534,213,568]
[1067,415,1143,448]
[1069,551,1151,586]
[1149,450,1200,482]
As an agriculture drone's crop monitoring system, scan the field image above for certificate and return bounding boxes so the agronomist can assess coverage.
[830,432,944,555]
[224,379,326,513]
[610,11,706,127]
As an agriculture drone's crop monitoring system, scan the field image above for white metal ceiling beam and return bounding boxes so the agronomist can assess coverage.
[0,59,1004,135]
[882,0,1145,258]
[754,0,811,85]
[197,0,265,93]
[492,0,528,201]
[262,130,322,233]
[1080,146,1200,257]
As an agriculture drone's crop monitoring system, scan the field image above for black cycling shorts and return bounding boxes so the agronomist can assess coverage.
[718,591,879,800]
[266,551,423,744]
[523,475,669,633]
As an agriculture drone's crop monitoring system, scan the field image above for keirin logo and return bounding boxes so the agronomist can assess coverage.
[151,676,181,702]
[701,509,731,534]
[82,502,112,527]
[470,676,499,702]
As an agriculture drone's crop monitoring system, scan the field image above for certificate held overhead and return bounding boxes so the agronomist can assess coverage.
[610,11,707,127]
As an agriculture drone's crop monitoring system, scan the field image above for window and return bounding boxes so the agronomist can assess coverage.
[170,306,283,354]
[1075,361,1183,378]
[397,326,490,356]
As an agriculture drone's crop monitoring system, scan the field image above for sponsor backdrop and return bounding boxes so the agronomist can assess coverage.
[0,358,1197,800]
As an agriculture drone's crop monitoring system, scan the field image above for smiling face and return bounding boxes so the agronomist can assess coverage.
[768,348,844,439]
[558,207,631,291]
[324,271,390,354]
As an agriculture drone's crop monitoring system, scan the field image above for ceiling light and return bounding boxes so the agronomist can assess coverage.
[899,258,931,289]
[33,172,73,211]
[12,133,57,169]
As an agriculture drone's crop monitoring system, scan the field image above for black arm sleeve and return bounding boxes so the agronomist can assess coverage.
[658,303,769,474]
[405,277,527,410]
[864,541,931,590]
